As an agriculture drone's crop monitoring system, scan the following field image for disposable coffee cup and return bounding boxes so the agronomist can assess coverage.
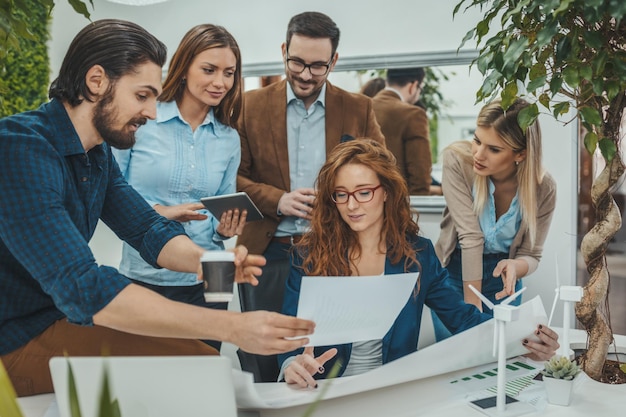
[201,251,235,303]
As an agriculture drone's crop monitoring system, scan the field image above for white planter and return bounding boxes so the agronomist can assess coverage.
[543,377,575,406]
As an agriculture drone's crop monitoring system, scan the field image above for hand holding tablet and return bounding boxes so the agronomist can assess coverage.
[201,192,264,222]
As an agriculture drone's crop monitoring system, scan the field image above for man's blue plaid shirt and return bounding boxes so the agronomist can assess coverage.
[0,99,186,355]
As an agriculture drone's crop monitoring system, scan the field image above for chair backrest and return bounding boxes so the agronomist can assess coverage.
[49,356,237,417]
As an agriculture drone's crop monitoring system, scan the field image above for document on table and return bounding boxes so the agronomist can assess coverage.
[235,296,548,410]
[294,272,419,346]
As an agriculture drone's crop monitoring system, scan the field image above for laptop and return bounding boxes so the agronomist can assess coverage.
[49,356,237,417]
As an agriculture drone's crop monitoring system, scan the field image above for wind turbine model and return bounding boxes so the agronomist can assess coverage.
[467,285,535,417]
[546,258,583,358]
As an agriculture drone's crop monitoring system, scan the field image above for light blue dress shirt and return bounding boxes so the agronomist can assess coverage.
[112,100,241,286]
[276,83,327,236]
[476,179,522,254]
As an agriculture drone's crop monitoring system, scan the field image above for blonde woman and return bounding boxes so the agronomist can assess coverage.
[433,98,556,340]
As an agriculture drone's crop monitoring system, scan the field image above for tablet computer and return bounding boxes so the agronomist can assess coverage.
[201,192,263,222]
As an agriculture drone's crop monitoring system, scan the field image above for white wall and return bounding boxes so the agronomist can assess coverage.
[50,0,578,347]
[49,0,485,79]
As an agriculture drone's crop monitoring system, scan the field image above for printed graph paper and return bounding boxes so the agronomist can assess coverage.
[448,358,542,400]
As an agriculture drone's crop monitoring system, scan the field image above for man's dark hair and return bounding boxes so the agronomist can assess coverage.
[49,19,167,107]
[386,67,425,87]
[285,11,340,56]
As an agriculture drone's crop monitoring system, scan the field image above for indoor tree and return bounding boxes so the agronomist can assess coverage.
[455,0,626,382]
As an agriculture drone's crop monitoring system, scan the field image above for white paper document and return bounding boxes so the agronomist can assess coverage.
[235,296,548,410]
[295,272,419,346]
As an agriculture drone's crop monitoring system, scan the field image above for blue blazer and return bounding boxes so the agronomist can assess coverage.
[278,235,490,379]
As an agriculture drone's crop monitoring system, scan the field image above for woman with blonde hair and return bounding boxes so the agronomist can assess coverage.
[278,139,559,387]
[432,98,556,341]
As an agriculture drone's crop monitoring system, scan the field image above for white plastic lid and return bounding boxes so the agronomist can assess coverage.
[200,250,235,262]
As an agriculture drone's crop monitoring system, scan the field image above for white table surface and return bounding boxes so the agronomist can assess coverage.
[17,329,626,417]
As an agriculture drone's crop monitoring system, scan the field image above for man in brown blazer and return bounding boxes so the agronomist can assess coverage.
[236,11,384,381]
[372,67,433,195]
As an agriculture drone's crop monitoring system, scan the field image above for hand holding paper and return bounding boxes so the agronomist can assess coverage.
[294,272,419,346]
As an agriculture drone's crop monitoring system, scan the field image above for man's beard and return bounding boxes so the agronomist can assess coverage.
[93,91,147,150]
[287,72,320,100]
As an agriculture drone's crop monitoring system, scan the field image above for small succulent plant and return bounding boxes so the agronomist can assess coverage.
[541,355,581,380]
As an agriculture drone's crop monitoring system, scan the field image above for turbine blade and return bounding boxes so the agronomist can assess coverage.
[468,284,494,310]
[501,286,527,305]
[547,289,559,327]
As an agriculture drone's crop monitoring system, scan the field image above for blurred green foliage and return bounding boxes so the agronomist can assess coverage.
[0,0,92,116]
[456,0,626,162]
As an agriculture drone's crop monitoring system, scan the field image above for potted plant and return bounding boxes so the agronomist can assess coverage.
[541,355,582,406]
[455,0,626,383]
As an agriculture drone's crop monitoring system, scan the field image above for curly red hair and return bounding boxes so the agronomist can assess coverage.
[296,139,420,281]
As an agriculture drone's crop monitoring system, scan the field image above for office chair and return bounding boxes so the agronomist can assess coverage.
[236,260,288,382]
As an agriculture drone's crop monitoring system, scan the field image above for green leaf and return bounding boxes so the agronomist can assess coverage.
[518,103,539,133]
[555,36,572,64]
[478,70,502,101]
[612,54,626,79]
[67,360,83,417]
[562,66,580,88]
[98,362,120,417]
[582,31,604,50]
[529,62,547,80]
[592,50,608,75]
[477,19,490,39]
[537,21,559,47]
[579,107,602,127]
[586,0,606,7]
[553,101,570,118]
[554,0,575,15]
[550,76,563,95]
[609,0,626,21]
[539,92,551,109]
[584,131,598,155]
[66,0,92,20]
[502,0,530,22]
[527,75,547,93]
[476,52,493,75]
[0,360,25,417]
[599,138,617,162]
[579,65,593,82]
[606,80,620,101]
[458,28,475,51]
[592,77,605,96]
[501,82,518,109]
[453,1,465,17]
[502,37,529,67]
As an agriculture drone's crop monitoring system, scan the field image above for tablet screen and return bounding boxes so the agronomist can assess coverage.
[200,192,264,222]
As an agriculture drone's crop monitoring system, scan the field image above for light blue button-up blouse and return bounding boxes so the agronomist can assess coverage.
[476,179,522,254]
[112,101,240,286]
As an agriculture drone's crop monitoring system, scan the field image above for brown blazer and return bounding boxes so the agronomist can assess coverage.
[236,79,385,254]
[372,89,432,195]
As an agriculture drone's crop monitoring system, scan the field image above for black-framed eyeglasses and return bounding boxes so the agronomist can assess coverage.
[331,185,383,204]
[286,53,332,76]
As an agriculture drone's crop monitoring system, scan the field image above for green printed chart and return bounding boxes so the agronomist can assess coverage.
[448,359,540,399]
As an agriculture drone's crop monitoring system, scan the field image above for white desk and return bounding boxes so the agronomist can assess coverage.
[17,330,626,417]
